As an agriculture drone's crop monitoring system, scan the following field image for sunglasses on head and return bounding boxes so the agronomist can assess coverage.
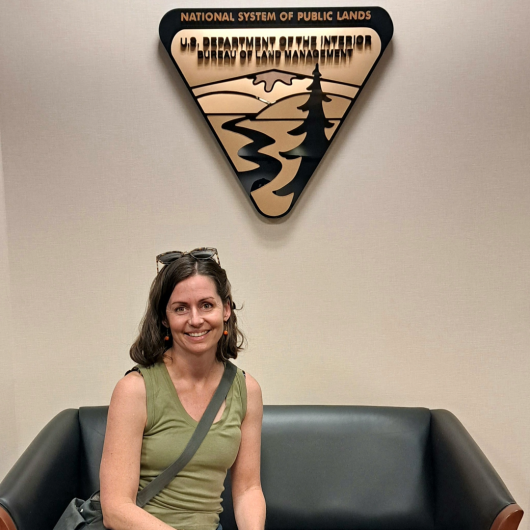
[156,247,220,273]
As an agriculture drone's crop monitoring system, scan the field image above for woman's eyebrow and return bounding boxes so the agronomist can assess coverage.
[169,296,216,305]
[197,297,217,304]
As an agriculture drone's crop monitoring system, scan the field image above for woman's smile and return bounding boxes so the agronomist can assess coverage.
[186,330,210,338]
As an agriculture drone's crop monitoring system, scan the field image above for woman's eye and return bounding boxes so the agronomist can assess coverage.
[174,306,187,313]
[202,302,213,310]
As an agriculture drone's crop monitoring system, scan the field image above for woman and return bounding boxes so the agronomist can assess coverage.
[100,248,266,530]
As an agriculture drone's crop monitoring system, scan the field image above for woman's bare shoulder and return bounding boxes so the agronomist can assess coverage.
[108,371,146,419]
[114,370,145,396]
[242,371,263,411]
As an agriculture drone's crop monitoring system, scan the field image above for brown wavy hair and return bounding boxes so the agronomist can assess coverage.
[130,255,245,367]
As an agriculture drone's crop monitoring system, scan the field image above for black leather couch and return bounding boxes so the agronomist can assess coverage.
[0,406,524,530]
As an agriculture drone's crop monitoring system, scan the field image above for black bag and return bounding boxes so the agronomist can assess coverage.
[53,493,105,530]
[53,362,237,530]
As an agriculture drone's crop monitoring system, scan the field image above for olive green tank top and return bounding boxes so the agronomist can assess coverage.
[136,362,247,530]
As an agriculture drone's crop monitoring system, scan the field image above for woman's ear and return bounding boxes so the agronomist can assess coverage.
[223,301,232,322]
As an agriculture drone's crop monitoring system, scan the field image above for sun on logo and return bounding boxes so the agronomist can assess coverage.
[160,8,393,218]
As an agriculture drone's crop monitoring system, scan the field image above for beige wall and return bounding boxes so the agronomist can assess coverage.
[0,0,529,524]
[0,130,17,480]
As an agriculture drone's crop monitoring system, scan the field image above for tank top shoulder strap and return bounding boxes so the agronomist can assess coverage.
[233,366,248,420]
[125,363,166,432]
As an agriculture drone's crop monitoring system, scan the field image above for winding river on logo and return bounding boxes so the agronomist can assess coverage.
[169,26,384,218]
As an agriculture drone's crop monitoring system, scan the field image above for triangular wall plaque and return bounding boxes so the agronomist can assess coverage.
[160,7,393,218]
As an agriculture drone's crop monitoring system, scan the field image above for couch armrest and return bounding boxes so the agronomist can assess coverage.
[491,504,524,530]
[431,409,522,530]
[0,409,80,530]
[0,506,17,530]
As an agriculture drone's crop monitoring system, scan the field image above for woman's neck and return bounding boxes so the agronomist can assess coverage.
[164,349,222,382]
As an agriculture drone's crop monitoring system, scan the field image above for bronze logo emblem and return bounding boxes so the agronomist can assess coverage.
[160,8,393,218]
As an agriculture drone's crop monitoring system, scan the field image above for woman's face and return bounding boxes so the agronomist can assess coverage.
[164,274,231,359]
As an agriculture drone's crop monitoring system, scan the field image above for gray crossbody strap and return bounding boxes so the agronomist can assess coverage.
[135,361,237,508]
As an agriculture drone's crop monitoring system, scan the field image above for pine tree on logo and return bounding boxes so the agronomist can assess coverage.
[276,63,334,200]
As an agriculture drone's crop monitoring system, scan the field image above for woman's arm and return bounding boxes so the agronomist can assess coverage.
[230,373,266,530]
[99,372,174,530]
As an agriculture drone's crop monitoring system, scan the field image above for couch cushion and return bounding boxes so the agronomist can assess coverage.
[222,406,434,530]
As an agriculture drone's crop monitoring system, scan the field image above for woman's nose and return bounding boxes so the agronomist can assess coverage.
[188,307,204,326]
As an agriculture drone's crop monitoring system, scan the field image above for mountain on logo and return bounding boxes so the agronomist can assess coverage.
[160,9,393,218]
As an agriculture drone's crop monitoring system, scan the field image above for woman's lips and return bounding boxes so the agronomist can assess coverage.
[186,330,210,338]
